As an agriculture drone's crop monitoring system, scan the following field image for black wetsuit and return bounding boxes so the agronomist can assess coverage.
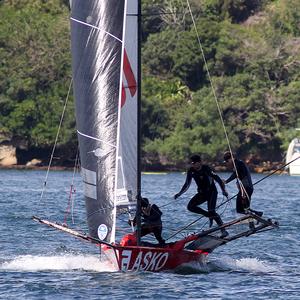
[176,165,226,226]
[225,159,261,215]
[133,205,164,244]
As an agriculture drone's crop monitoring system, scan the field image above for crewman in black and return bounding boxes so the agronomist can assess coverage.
[130,197,165,245]
[174,154,229,238]
[223,151,263,217]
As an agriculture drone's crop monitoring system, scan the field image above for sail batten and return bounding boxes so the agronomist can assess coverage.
[70,17,123,43]
[77,130,117,148]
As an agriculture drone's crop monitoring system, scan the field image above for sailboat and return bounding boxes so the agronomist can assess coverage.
[33,0,278,272]
[286,130,300,175]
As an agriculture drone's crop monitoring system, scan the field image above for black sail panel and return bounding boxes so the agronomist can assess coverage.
[70,0,125,243]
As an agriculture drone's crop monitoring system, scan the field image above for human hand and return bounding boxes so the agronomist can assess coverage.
[174,193,180,200]
[128,219,136,226]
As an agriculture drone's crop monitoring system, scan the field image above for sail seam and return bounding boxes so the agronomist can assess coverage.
[70,17,122,43]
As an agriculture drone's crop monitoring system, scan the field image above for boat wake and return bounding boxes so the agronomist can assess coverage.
[1,254,277,275]
[0,254,118,272]
[171,255,278,275]
[209,256,278,273]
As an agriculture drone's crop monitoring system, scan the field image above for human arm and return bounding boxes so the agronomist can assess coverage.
[208,167,228,196]
[174,170,192,199]
[224,172,236,184]
[145,204,162,222]
[225,160,247,184]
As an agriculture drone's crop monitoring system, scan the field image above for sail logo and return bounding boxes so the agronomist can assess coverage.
[121,50,137,108]
[120,250,169,272]
[97,224,108,240]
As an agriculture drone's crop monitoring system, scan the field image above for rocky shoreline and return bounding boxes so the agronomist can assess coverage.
[0,135,288,174]
[0,160,288,175]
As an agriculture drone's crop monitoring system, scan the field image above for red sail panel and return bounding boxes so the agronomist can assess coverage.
[115,0,138,213]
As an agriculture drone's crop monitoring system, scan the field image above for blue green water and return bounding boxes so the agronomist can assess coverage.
[0,169,299,299]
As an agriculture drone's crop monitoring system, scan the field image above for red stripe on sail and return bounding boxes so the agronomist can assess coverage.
[121,50,137,108]
[123,50,137,97]
[121,83,126,108]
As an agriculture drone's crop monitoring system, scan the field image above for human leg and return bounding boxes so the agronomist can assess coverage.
[207,190,228,237]
[236,191,250,214]
[140,224,152,237]
[152,224,165,245]
[236,188,262,230]
[207,190,224,226]
[207,189,220,225]
[245,187,263,216]
[141,223,165,244]
[187,193,209,216]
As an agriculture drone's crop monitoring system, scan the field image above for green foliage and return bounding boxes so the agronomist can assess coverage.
[200,0,270,23]
[142,0,164,40]
[268,0,300,36]
[0,0,73,148]
[143,29,177,76]
[0,0,299,167]
[143,17,221,90]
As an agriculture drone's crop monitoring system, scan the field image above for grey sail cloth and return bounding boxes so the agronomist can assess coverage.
[70,0,125,243]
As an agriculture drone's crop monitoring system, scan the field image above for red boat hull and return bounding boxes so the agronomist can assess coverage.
[102,245,207,272]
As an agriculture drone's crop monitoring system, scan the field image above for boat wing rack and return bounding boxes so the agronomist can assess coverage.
[186,213,279,253]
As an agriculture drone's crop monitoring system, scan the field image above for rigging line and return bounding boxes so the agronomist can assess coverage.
[142,12,185,17]
[70,17,122,43]
[166,214,204,241]
[72,152,81,224]
[127,210,135,232]
[186,0,244,196]
[64,148,80,225]
[160,197,181,208]
[40,78,73,201]
[167,156,298,240]
[166,197,226,241]
[217,155,300,209]
[193,160,290,236]
[252,155,300,185]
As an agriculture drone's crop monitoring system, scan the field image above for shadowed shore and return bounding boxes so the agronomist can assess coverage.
[0,161,288,174]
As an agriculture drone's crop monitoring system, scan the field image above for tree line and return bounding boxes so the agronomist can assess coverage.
[0,0,299,168]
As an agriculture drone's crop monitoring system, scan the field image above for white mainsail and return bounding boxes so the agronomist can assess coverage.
[115,0,138,208]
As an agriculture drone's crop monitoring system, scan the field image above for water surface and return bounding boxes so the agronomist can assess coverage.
[0,170,299,299]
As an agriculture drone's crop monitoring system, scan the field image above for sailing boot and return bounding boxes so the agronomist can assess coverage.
[214,214,229,238]
[249,209,263,224]
[220,228,229,238]
[249,220,255,232]
[249,209,263,218]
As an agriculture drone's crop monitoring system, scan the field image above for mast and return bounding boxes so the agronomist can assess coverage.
[136,0,142,245]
